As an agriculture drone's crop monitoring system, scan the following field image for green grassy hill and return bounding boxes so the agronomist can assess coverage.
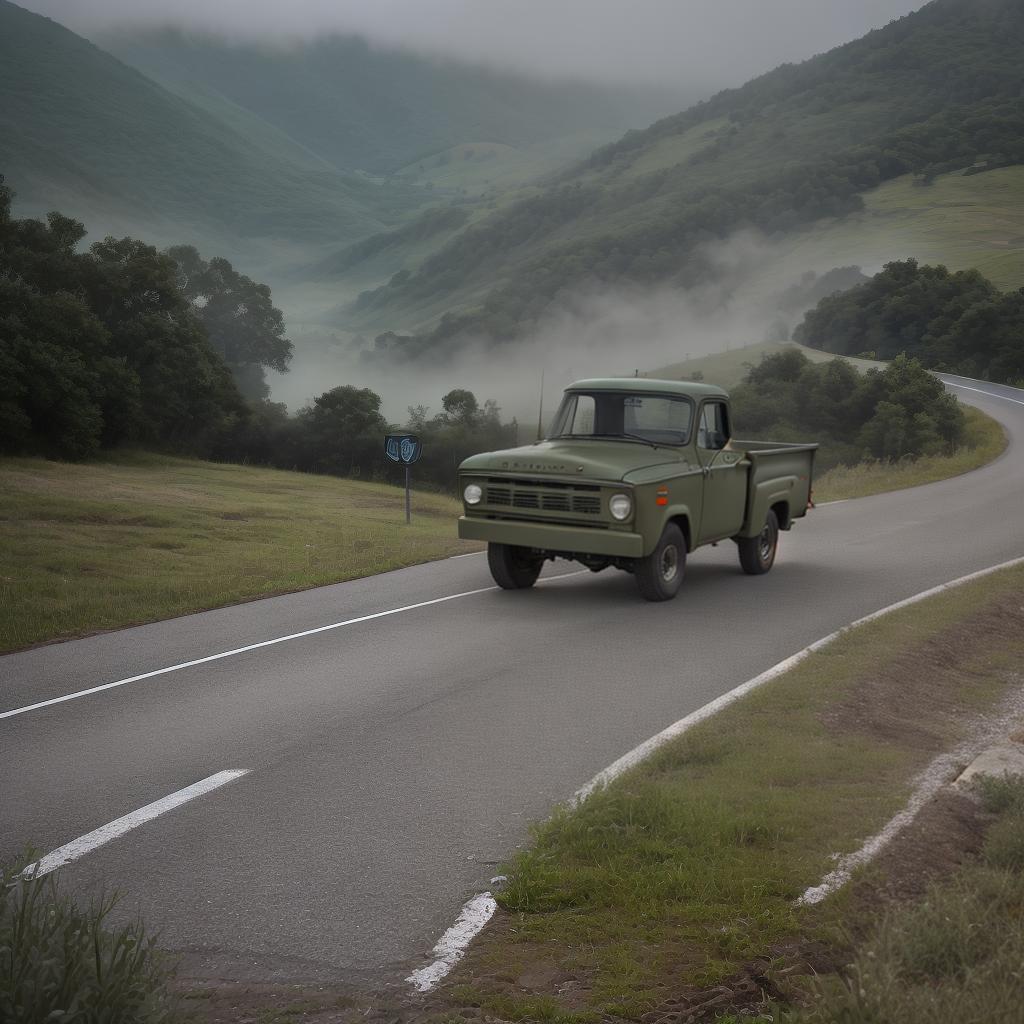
[0,452,475,652]
[0,1,428,255]
[340,0,1024,354]
[773,165,1024,292]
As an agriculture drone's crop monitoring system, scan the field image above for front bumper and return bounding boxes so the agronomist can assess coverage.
[458,516,644,558]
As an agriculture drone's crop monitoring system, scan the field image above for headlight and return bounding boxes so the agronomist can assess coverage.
[464,483,483,505]
[609,493,632,520]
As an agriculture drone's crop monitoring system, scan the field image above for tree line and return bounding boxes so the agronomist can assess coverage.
[1,180,517,487]
[215,386,518,490]
[794,259,1024,386]
[730,349,966,472]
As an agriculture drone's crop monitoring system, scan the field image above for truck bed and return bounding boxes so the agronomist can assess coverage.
[730,440,819,532]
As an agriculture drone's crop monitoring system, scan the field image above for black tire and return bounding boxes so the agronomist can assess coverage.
[487,543,543,590]
[737,509,779,575]
[635,523,686,602]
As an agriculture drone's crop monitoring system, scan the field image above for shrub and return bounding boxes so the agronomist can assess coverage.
[0,855,177,1023]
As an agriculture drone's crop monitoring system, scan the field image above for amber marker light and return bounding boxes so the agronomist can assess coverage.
[656,485,669,507]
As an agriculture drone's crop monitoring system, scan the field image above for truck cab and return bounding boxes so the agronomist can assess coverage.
[458,378,817,600]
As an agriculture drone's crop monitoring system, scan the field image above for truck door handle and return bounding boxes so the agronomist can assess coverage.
[702,465,711,477]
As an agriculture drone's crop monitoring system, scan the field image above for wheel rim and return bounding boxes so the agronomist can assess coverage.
[759,524,775,561]
[660,544,679,583]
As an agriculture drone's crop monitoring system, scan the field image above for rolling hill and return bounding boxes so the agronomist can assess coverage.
[335,0,1024,360]
[0,1,432,258]
[100,29,677,181]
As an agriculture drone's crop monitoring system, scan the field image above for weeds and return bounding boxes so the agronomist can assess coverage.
[0,854,177,1023]
[780,777,1024,1024]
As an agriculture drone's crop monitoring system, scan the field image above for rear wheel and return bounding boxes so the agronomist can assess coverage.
[635,523,686,601]
[737,509,779,575]
[488,543,543,590]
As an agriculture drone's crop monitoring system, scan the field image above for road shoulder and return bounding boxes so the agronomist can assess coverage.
[419,561,1024,1022]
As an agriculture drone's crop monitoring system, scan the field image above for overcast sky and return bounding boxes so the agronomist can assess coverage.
[27,0,925,88]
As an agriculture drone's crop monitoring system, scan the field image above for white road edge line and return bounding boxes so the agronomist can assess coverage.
[944,381,1024,406]
[22,769,250,879]
[572,554,1024,805]
[800,678,1024,905]
[407,891,497,992]
[3,570,591,723]
[409,556,1024,993]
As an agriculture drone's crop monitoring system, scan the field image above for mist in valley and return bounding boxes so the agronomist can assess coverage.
[271,230,879,429]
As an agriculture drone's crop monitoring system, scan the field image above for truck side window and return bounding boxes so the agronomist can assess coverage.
[698,402,728,450]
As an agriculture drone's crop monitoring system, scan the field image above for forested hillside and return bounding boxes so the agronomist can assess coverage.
[344,0,1024,360]
[102,29,674,180]
[0,1,427,254]
[795,259,1024,385]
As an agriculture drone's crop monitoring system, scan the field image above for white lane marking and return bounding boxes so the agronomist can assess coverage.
[22,769,250,879]
[572,554,1024,804]
[409,556,1024,992]
[449,551,485,559]
[407,891,497,992]
[0,587,494,721]
[945,382,1024,406]
[2,570,590,722]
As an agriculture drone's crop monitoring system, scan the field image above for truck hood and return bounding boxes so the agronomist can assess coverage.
[459,440,677,483]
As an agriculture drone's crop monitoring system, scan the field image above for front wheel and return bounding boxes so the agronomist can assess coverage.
[737,509,779,575]
[635,523,686,602]
[488,543,543,590]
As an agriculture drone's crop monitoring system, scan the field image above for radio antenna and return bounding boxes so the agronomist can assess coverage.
[535,368,545,441]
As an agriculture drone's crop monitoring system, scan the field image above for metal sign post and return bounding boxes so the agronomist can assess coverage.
[384,434,422,524]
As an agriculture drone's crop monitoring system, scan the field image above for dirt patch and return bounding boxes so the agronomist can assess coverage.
[820,600,1024,750]
[844,787,991,912]
[174,979,364,1024]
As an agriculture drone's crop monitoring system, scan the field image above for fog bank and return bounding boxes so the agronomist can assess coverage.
[27,0,922,89]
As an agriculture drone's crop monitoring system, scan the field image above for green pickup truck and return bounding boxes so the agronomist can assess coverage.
[458,378,818,601]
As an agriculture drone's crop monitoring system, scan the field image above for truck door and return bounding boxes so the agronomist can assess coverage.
[696,400,747,543]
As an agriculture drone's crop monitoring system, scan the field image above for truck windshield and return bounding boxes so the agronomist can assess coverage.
[548,391,693,446]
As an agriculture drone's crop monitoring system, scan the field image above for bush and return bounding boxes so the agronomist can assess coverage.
[730,350,965,471]
[0,855,177,1023]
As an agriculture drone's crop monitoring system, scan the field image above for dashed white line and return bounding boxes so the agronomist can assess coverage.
[23,769,250,878]
[407,891,497,992]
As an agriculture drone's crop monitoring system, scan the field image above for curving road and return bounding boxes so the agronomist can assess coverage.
[1,373,1023,988]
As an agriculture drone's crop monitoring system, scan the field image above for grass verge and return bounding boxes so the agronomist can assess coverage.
[813,405,1007,502]
[0,452,478,653]
[653,343,1007,505]
[779,775,1024,1023]
[442,563,1024,1022]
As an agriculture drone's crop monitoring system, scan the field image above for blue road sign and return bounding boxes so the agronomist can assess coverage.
[385,434,422,465]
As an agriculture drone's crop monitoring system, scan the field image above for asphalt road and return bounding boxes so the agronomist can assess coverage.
[2,373,1023,989]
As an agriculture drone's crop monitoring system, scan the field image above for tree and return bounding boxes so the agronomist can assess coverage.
[441,388,479,425]
[0,180,246,459]
[294,385,387,477]
[167,245,292,400]
[84,236,244,447]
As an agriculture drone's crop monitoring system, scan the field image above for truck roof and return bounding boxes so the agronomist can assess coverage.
[566,377,730,399]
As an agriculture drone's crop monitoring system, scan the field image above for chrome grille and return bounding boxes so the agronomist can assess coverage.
[572,495,601,515]
[483,478,604,518]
